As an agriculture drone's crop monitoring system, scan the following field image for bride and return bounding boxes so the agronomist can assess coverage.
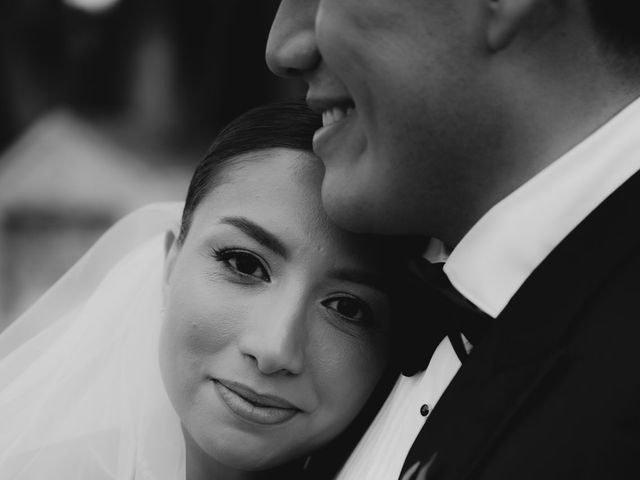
[0,101,423,479]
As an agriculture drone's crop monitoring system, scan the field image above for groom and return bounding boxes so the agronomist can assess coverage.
[266,1,640,479]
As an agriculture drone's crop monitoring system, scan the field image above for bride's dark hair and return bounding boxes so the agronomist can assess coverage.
[177,100,321,246]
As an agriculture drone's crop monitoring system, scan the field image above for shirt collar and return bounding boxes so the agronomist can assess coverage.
[443,95,640,318]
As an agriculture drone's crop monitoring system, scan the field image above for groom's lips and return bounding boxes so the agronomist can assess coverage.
[307,96,357,155]
[213,379,301,425]
[307,95,354,115]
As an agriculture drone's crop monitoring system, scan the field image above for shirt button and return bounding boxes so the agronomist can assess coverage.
[420,404,430,417]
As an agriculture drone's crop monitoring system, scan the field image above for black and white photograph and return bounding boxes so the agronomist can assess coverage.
[1,1,639,478]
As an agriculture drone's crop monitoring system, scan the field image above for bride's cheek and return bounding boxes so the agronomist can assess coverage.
[168,304,240,361]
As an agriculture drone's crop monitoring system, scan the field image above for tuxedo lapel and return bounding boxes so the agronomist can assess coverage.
[401,321,567,480]
[401,168,640,480]
[493,166,640,372]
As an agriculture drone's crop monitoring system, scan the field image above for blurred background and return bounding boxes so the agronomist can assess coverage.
[0,0,303,329]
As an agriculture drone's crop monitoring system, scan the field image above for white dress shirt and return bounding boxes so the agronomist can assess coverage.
[337,95,640,479]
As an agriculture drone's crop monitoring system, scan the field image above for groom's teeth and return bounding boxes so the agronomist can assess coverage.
[321,106,352,127]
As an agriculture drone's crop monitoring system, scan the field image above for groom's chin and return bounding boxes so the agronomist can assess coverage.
[320,180,418,237]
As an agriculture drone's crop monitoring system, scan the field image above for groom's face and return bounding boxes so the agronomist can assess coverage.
[267,0,487,238]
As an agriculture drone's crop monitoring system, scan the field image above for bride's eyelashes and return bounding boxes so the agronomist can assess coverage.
[321,296,374,326]
[209,246,378,330]
[210,247,271,282]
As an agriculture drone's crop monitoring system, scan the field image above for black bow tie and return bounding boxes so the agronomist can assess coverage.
[399,258,494,376]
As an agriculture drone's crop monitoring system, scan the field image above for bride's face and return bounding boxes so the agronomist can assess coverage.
[160,148,393,471]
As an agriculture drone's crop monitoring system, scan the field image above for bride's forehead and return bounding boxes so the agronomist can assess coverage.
[213,148,321,190]
[205,150,321,205]
[188,160,382,261]
[190,156,327,229]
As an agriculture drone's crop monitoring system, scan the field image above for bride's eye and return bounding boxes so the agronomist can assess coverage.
[211,249,270,282]
[322,297,372,324]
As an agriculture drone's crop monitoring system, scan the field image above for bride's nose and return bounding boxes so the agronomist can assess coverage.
[266,0,321,78]
[238,288,308,376]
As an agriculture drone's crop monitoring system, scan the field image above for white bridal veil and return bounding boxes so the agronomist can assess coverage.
[0,202,187,479]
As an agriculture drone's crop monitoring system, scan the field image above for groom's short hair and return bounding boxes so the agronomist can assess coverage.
[587,1,640,64]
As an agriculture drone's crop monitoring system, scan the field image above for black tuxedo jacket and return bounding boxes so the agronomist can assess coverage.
[401,169,640,479]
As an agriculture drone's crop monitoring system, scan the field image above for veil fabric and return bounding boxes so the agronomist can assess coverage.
[0,202,187,479]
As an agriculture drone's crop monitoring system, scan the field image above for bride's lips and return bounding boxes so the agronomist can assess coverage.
[213,379,301,426]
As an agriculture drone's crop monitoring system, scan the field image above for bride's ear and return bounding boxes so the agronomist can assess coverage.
[163,230,179,290]
[485,0,554,51]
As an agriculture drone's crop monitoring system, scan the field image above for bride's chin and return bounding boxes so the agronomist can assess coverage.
[183,425,295,475]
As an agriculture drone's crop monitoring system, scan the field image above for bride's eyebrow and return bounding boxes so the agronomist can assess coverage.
[218,216,289,259]
[329,268,389,295]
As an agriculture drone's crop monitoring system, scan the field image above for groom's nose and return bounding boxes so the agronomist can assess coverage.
[266,0,321,78]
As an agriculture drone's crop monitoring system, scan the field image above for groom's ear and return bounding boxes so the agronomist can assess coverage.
[485,0,558,51]
[162,230,179,291]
